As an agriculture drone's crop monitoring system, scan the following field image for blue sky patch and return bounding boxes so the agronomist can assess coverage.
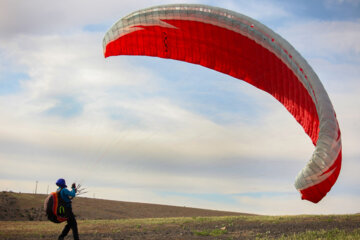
[269,0,360,21]
[45,96,83,118]
[0,71,28,95]
[83,24,109,32]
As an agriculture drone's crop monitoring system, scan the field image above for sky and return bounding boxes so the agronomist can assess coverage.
[0,0,359,215]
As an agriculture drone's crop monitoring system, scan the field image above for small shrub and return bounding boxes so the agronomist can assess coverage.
[194,230,211,236]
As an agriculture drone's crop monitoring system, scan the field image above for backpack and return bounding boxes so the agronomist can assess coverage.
[44,189,68,223]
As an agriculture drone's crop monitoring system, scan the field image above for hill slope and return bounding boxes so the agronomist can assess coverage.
[0,191,249,221]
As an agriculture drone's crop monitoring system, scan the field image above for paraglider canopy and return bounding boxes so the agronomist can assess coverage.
[102,4,342,203]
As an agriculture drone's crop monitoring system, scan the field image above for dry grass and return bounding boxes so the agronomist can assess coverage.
[0,191,248,221]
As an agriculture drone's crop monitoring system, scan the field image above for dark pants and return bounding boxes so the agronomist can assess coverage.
[59,206,79,240]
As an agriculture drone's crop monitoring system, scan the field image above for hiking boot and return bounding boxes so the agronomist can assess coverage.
[58,236,64,240]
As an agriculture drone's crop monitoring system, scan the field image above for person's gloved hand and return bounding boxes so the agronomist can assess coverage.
[71,183,77,193]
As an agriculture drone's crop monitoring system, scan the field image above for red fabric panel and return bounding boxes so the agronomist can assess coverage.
[105,19,319,144]
[300,149,342,203]
[52,192,57,215]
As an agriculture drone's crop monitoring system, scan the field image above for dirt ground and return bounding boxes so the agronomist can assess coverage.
[67,216,360,240]
[1,215,359,240]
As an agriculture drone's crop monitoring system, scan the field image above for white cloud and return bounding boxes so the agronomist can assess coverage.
[0,26,315,164]
[234,194,360,215]
[0,0,201,37]
[0,0,359,215]
[277,19,360,57]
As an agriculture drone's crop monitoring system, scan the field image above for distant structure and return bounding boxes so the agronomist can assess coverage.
[35,181,38,194]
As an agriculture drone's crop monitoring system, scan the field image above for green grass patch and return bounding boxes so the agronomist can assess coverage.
[193,228,228,237]
[1,214,359,239]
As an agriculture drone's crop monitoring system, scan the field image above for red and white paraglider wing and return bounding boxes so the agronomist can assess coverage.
[102,4,342,203]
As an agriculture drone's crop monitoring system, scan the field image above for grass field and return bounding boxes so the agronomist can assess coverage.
[1,214,360,239]
[1,192,359,239]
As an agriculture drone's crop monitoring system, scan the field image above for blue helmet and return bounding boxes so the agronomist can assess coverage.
[56,178,67,188]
